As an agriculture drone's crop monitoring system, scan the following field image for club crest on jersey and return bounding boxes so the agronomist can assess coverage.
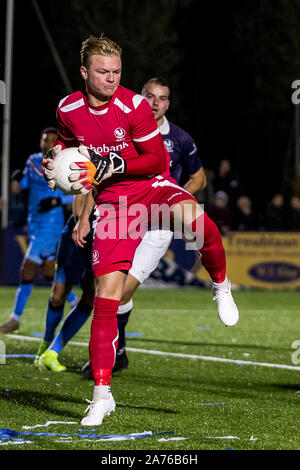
[114,127,126,140]
[92,250,100,265]
[163,139,174,153]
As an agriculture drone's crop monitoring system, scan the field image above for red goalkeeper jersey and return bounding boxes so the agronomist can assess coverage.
[55,85,170,203]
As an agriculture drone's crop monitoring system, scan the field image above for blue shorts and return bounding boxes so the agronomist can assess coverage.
[55,215,93,286]
[25,231,61,265]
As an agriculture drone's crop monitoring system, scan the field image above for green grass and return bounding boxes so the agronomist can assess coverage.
[0,286,300,451]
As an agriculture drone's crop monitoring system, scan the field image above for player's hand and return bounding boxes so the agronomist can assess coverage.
[11,169,23,183]
[41,144,62,190]
[72,217,91,248]
[68,145,126,194]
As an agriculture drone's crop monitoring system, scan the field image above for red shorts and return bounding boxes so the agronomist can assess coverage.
[92,175,197,277]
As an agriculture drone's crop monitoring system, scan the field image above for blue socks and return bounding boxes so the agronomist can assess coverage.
[67,290,78,307]
[43,301,65,342]
[49,301,92,354]
[10,282,34,321]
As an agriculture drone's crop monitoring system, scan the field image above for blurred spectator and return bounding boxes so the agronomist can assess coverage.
[195,168,215,205]
[206,190,232,235]
[213,159,243,208]
[287,196,300,231]
[265,193,286,231]
[234,195,260,231]
[291,166,300,198]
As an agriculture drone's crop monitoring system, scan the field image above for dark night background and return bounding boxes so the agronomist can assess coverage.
[1,0,300,213]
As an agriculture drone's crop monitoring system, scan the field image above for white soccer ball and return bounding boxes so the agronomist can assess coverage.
[53,147,89,195]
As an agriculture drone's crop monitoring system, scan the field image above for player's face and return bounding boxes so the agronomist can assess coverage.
[80,54,122,103]
[40,132,57,155]
[143,83,170,123]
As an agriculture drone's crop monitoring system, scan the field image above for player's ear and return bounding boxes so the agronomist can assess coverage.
[80,66,88,80]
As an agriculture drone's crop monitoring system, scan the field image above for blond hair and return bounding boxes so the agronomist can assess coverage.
[80,34,122,68]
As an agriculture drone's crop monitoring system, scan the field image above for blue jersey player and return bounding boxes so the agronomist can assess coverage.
[34,195,95,371]
[0,127,77,334]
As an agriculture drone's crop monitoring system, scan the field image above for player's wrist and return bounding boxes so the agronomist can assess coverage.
[108,151,126,174]
[78,212,91,223]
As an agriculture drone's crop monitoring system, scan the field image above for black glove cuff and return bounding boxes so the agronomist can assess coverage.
[37,197,62,213]
[86,148,112,183]
[109,151,126,173]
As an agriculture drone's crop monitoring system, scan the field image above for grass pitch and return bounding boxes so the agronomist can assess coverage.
[0,286,300,451]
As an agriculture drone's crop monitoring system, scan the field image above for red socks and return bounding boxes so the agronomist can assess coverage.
[189,212,226,283]
[89,297,120,386]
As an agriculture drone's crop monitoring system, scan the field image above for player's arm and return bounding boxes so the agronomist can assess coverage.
[72,194,85,219]
[180,132,207,194]
[11,160,30,193]
[126,133,166,175]
[72,192,94,248]
[183,167,207,195]
[10,169,23,194]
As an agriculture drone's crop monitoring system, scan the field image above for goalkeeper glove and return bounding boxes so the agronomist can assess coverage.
[37,197,62,213]
[42,144,62,190]
[68,145,127,194]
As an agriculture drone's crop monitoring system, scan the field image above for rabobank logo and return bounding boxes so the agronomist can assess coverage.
[90,141,129,154]
[248,262,300,283]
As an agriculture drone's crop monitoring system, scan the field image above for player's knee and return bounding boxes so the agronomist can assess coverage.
[41,261,55,280]
[120,290,133,305]
[20,258,38,281]
[172,199,203,228]
[49,294,65,308]
[120,274,140,305]
[95,271,126,300]
[50,283,68,306]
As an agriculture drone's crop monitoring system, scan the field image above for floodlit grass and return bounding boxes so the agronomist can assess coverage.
[0,286,300,451]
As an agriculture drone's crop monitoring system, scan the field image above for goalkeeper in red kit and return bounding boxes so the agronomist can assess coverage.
[43,34,239,426]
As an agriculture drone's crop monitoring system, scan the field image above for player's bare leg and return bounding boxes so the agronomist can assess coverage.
[81,270,126,426]
[41,259,56,280]
[171,199,239,327]
[43,260,78,307]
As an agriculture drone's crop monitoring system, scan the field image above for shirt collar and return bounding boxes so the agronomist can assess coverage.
[159,116,170,135]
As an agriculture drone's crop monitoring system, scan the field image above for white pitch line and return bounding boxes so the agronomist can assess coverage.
[6,334,300,372]
[126,347,300,371]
